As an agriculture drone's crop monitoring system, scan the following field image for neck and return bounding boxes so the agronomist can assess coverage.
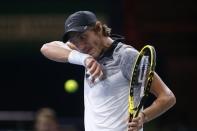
[102,37,114,51]
[97,36,116,60]
[97,37,114,59]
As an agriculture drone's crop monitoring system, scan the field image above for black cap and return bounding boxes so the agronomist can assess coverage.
[62,11,97,42]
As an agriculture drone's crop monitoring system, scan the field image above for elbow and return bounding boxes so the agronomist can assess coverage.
[40,44,49,56]
[169,92,176,107]
[165,91,176,109]
[157,91,176,110]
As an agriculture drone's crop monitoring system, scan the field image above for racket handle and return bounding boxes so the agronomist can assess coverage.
[129,114,133,122]
[133,109,140,118]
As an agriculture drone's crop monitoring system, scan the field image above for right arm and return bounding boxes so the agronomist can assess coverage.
[40,41,103,82]
[40,41,73,63]
[41,41,91,66]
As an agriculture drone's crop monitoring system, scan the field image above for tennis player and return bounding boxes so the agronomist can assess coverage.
[40,11,176,131]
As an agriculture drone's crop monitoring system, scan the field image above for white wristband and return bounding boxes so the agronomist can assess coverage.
[68,50,91,66]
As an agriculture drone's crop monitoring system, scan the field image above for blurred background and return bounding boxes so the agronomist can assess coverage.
[0,0,196,130]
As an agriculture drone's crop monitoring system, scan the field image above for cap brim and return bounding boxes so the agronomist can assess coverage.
[62,26,88,42]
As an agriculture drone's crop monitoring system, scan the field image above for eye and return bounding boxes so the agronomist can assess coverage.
[79,34,86,41]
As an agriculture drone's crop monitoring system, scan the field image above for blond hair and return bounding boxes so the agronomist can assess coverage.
[92,21,111,37]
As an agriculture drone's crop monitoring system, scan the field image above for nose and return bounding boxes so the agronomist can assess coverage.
[76,41,87,52]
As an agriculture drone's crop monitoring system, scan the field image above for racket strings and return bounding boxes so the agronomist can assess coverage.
[138,56,149,97]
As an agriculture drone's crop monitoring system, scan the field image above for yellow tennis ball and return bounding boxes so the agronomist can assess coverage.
[64,79,78,93]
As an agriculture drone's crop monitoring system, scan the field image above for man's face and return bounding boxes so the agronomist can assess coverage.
[68,29,103,58]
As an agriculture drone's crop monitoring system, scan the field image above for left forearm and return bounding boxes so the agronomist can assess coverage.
[141,72,176,123]
[143,93,176,123]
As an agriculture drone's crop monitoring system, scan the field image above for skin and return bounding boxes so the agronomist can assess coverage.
[35,117,59,131]
[68,23,113,81]
[40,22,176,131]
[40,22,112,82]
[128,73,176,131]
[35,108,60,131]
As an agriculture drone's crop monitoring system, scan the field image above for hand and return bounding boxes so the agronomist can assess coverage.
[85,57,103,83]
[128,112,145,131]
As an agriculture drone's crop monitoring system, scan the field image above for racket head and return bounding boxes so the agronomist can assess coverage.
[129,45,156,118]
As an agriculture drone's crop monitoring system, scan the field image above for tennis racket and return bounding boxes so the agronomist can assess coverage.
[129,45,156,119]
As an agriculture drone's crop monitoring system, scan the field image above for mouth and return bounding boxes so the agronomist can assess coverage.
[84,48,92,54]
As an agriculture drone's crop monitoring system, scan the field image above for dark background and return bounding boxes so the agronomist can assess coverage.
[0,0,196,130]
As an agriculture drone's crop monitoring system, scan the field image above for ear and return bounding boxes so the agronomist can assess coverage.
[94,21,103,34]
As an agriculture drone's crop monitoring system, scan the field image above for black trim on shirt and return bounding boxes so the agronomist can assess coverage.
[98,35,125,60]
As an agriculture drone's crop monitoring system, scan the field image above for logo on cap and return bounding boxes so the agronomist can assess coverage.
[84,26,88,30]
[67,22,73,27]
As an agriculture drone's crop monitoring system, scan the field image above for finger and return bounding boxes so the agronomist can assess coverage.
[98,71,103,79]
[87,67,100,82]
[86,62,98,82]
[88,75,93,81]
[94,77,100,83]
[87,60,97,71]
[91,65,102,81]
[94,71,103,83]
[88,59,102,75]
[132,117,140,123]
[86,70,91,75]
[129,118,143,131]
[128,127,133,131]
[86,59,95,69]
[86,73,101,83]
[129,122,138,127]
[128,126,137,131]
[89,70,103,83]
